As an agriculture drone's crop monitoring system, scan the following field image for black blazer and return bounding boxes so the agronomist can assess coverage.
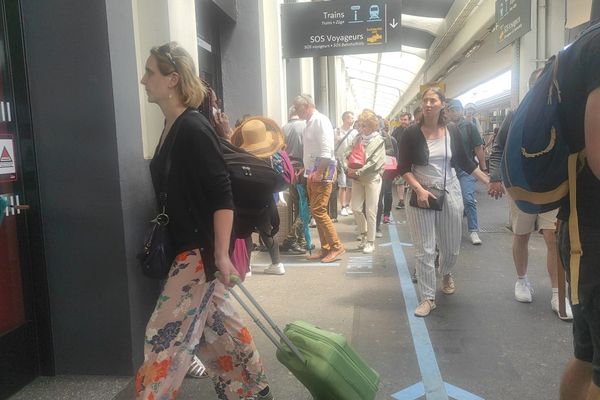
[397,123,477,177]
[150,109,234,281]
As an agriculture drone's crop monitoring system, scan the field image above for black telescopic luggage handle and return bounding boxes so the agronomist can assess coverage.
[221,274,307,364]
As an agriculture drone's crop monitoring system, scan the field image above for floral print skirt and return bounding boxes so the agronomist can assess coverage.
[135,249,269,400]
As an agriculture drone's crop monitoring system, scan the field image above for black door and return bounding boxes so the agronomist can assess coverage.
[0,1,52,397]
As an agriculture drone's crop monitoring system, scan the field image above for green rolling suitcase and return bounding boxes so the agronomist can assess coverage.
[229,279,380,400]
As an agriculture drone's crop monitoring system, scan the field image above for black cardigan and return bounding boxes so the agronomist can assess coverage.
[397,123,477,177]
[150,109,234,281]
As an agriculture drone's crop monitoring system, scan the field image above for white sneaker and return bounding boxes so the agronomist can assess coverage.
[363,241,375,254]
[340,207,349,216]
[347,208,353,215]
[514,280,533,303]
[470,232,482,245]
[551,295,573,321]
[264,263,285,275]
[375,230,383,238]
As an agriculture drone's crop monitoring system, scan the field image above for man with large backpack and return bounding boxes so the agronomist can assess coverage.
[551,21,600,400]
[447,99,486,245]
[488,69,571,320]
[491,19,600,398]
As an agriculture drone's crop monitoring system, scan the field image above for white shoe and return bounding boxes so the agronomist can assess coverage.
[470,232,482,245]
[551,295,573,321]
[514,280,533,303]
[340,207,349,216]
[347,208,353,215]
[363,241,375,254]
[264,263,285,275]
[375,230,383,238]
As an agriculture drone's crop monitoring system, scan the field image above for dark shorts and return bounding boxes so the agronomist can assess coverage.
[559,222,600,386]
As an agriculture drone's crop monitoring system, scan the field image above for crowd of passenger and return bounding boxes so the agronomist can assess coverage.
[133,27,600,399]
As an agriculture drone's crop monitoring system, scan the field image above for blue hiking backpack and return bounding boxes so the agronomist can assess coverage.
[501,22,600,214]
[501,22,600,306]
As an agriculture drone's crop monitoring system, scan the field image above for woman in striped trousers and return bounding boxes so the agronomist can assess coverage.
[398,88,489,317]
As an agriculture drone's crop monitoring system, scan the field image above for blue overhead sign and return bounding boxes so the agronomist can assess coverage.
[281,0,402,58]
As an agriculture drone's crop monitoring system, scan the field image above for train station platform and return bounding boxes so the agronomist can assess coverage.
[10,183,572,400]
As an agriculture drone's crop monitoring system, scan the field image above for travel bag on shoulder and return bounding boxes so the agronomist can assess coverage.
[219,138,286,236]
[138,118,183,279]
[228,277,380,400]
[501,22,600,215]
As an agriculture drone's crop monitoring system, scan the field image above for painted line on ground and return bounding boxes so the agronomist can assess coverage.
[389,225,484,400]
[346,254,373,274]
[251,262,339,268]
[379,241,414,248]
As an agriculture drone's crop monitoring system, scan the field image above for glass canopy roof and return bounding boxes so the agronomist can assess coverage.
[339,1,457,117]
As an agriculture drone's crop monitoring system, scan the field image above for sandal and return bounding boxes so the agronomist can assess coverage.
[187,355,209,379]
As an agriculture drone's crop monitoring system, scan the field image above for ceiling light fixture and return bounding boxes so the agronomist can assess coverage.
[464,40,482,58]
[446,61,460,76]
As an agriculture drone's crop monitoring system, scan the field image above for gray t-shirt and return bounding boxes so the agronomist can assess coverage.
[282,118,305,164]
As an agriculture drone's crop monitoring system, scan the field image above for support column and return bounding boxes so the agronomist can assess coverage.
[516,0,539,103]
[259,0,286,124]
[511,39,521,109]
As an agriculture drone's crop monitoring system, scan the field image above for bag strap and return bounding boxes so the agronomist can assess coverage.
[442,129,448,192]
[335,128,354,153]
[567,152,584,305]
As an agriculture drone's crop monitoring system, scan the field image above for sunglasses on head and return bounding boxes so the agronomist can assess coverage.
[158,44,177,71]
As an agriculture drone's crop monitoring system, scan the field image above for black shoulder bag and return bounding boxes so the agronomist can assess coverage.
[409,131,448,211]
[138,122,182,279]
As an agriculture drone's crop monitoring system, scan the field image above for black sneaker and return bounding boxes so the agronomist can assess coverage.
[255,386,274,400]
[289,243,307,254]
[396,201,405,210]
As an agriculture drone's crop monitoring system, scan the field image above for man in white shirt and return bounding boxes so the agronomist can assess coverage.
[335,111,357,216]
[293,94,345,263]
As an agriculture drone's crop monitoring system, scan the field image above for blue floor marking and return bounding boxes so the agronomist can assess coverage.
[389,225,484,400]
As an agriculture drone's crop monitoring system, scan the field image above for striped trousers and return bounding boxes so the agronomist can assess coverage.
[406,178,464,301]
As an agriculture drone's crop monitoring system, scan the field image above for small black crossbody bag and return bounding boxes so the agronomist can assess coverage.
[409,131,448,211]
[138,117,184,279]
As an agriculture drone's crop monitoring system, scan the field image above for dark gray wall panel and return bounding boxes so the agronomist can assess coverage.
[220,0,263,122]
[105,0,162,372]
[21,0,132,374]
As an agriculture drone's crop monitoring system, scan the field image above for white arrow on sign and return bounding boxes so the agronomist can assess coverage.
[389,18,399,28]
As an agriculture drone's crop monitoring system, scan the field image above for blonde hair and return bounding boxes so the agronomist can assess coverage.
[357,109,379,133]
[150,42,206,108]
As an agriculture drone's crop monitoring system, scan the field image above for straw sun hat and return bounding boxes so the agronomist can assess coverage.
[231,116,284,158]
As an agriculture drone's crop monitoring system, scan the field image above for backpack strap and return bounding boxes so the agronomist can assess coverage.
[567,152,584,305]
[335,129,354,153]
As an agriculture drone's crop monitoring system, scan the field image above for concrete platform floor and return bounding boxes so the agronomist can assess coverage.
[11,183,573,400]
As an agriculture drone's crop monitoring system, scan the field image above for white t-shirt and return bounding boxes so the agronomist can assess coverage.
[335,127,357,159]
[302,110,335,171]
[412,132,456,187]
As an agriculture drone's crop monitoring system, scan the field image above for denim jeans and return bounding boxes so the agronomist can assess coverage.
[376,177,393,230]
[456,169,478,232]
